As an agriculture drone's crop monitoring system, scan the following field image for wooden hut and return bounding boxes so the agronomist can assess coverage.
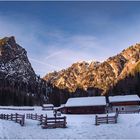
[108,95,140,113]
[58,96,106,114]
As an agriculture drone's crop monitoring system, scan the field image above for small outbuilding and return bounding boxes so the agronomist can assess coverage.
[42,104,54,110]
[59,96,106,114]
[108,95,140,113]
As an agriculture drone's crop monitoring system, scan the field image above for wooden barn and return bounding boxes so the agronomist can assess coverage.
[58,96,107,114]
[108,95,140,113]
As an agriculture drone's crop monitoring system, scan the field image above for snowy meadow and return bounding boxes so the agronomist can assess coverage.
[0,106,140,139]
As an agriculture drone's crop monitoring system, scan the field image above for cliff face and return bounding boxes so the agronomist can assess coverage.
[44,43,140,95]
[0,36,46,105]
[0,36,36,82]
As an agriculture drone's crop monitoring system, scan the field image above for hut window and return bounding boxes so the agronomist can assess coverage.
[122,107,125,111]
[115,108,119,112]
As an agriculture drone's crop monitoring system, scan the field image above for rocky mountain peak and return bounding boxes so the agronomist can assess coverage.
[1,36,16,45]
[0,36,47,106]
[0,36,35,83]
[44,43,140,94]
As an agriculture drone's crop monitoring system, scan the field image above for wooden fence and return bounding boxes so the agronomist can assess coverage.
[26,113,67,129]
[95,112,118,125]
[26,113,44,122]
[41,116,67,129]
[0,113,25,126]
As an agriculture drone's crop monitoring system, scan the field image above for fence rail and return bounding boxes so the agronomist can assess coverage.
[118,110,140,114]
[26,113,43,121]
[95,112,118,125]
[26,113,67,129]
[0,113,25,126]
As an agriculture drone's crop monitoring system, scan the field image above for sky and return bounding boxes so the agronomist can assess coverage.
[1,1,140,77]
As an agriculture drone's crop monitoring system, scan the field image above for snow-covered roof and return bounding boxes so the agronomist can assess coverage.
[42,104,54,107]
[109,95,140,103]
[55,104,65,110]
[65,96,106,107]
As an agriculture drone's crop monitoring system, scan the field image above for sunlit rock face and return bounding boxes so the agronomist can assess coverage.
[44,43,140,95]
[0,36,36,82]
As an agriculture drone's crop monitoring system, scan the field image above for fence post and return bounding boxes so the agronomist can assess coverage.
[107,114,108,124]
[6,114,8,120]
[115,116,117,123]
[115,111,118,123]
[26,114,28,119]
[15,113,18,123]
[35,113,37,120]
[11,114,13,121]
[64,116,66,128]
[40,114,43,125]
[54,114,57,128]
[21,114,25,126]
[95,115,98,125]
[45,115,47,126]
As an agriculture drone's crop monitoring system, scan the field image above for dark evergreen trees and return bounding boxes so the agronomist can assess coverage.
[0,76,47,106]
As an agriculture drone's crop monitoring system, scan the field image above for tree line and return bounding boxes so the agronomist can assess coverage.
[1,70,139,107]
[108,71,140,97]
[47,82,102,107]
[0,76,46,106]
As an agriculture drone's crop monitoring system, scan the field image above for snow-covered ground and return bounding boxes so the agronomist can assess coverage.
[0,106,140,139]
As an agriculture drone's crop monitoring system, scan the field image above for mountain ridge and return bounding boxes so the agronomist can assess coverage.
[44,43,140,95]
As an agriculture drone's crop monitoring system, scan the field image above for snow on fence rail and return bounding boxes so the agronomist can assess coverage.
[95,112,118,125]
[42,104,54,111]
[0,107,34,111]
[26,113,67,129]
[0,113,25,126]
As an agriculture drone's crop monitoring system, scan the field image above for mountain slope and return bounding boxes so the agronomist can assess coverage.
[0,36,46,105]
[0,36,36,82]
[109,60,140,96]
[44,43,140,95]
